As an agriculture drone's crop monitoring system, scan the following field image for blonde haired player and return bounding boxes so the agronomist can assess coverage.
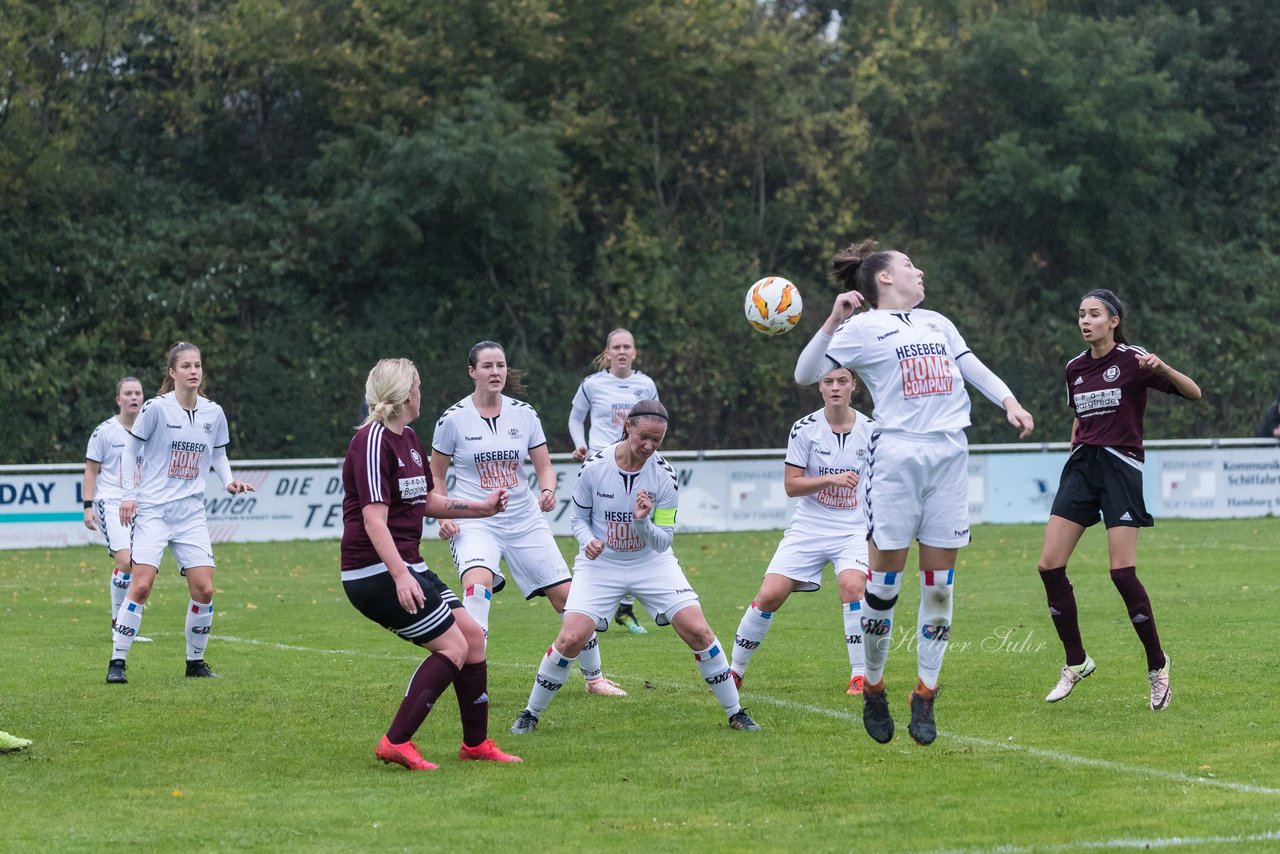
[510,400,762,735]
[83,376,151,643]
[794,240,1034,745]
[730,367,874,696]
[431,341,625,698]
[569,327,660,634]
[107,342,255,684]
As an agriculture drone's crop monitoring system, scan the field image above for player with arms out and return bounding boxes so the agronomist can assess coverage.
[730,367,874,696]
[83,376,151,644]
[342,358,521,770]
[794,239,1034,745]
[1035,288,1200,710]
[510,400,762,735]
[107,342,255,684]
[569,328,660,634]
[431,341,625,698]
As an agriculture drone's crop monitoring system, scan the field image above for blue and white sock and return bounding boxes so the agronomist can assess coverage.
[185,600,214,661]
[112,599,144,660]
[526,645,575,716]
[842,599,866,679]
[731,601,773,678]
[917,570,954,690]
[862,570,902,685]
[694,639,740,716]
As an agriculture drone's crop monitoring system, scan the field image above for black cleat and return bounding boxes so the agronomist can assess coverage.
[862,685,894,743]
[509,709,539,735]
[728,708,762,731]
[185,659,221,678]
[907,685,939,746]
[106,659,128,684]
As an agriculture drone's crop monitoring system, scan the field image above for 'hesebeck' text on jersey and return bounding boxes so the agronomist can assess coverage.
[824,309,973,433]
[127,393,230,506]
[785,408,873,530]
[432,395,546,513]
[571,445,678,561]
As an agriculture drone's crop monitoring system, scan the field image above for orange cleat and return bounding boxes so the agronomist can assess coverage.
[847,675,865,696]
[458,738,523,763]
[376,735,438,771]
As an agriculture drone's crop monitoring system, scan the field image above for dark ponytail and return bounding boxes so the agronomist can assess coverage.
[831,238,893,309]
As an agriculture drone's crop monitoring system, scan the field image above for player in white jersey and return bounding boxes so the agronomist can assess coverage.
[730,367,874,695]
[569,328,660,634]
[509,400,763,735]
[432,341,624,698]
[106,342,255,685]
[83,376,152,643]
[795,239,1034,746]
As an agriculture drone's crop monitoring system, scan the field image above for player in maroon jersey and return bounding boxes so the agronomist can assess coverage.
[1035,289,1200,711]
[341,358,522,770]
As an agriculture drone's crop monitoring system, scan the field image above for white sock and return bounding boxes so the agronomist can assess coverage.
[526,644,575,716]
[186,600,214,661]
[578,632,604,681]
[842,599,865,679]
[112,599,144,660]
[917,569,954,690]
[110,569,130,622]
[693,639,741,717]
[862,570,902,685]
[462,584,492,649]
[731,601,773,677]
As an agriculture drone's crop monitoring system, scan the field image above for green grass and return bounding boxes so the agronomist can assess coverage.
[2,519,1279,852]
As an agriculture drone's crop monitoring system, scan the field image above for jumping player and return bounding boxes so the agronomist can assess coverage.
[569,328,659,634]
[509,400,762,735]
[794,239,1034,745]
[83,376,151,643]
[107,342,255,684]
[343,358,521,770]
[730,367,874,695]
[431,341,625,698]
[1036,288,1200,710]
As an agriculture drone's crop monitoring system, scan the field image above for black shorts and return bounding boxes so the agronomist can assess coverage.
[1050,445,1153,529]
[342,563,460,645]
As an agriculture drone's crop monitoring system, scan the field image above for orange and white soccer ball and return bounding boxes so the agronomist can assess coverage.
[744,276,803,335]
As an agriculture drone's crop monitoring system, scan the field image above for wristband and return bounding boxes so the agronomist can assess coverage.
[83,500,94,508]
[541,488,554,494]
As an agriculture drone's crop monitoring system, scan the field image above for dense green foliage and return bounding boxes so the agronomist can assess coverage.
[2,0,1277,462]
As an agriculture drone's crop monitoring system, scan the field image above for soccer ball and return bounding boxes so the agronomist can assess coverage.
[744,276,803,335]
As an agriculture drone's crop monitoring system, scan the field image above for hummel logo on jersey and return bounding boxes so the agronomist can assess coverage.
[1119,511,1132,521]
[876,329,900,342]
[166,423,182,429]
[596,491,615,499]
[1073,376,1084,385]
[465,435,483,441]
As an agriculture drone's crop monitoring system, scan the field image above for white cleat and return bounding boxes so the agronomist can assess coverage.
[585,677,628,697]
[1045,655,1096,703]
[1148,656,1171,711]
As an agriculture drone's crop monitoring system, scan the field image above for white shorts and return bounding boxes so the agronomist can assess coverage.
[94,499,133,555]
[764,525,869,591]
[448,513,570,599]
[564,551,700,632]
[865,430,971,550]
[131,496,215,572]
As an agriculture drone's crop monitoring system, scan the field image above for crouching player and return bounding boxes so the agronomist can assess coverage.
[509,400,761,735]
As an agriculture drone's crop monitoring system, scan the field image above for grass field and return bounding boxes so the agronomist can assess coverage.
[2,518,1279,853]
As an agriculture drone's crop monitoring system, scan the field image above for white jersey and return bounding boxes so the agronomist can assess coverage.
[784,407,873,531]
[128,392,230,507]
[85,416,136,503]
[571,445,678,562]
[571,370,660,451]
[824,308,973,433]
[432,395,547,515]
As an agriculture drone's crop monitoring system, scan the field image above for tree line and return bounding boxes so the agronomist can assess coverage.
[2,0,1276,463]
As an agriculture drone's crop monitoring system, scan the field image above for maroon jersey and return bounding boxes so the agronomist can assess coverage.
[341,422,433,571]
[1064,344,1180,462]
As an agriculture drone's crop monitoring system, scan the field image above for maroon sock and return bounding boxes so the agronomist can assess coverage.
[454,661,490,748]
[386,654,460,744]
[1110,566,1165,672]
[1039,566,1087,666]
